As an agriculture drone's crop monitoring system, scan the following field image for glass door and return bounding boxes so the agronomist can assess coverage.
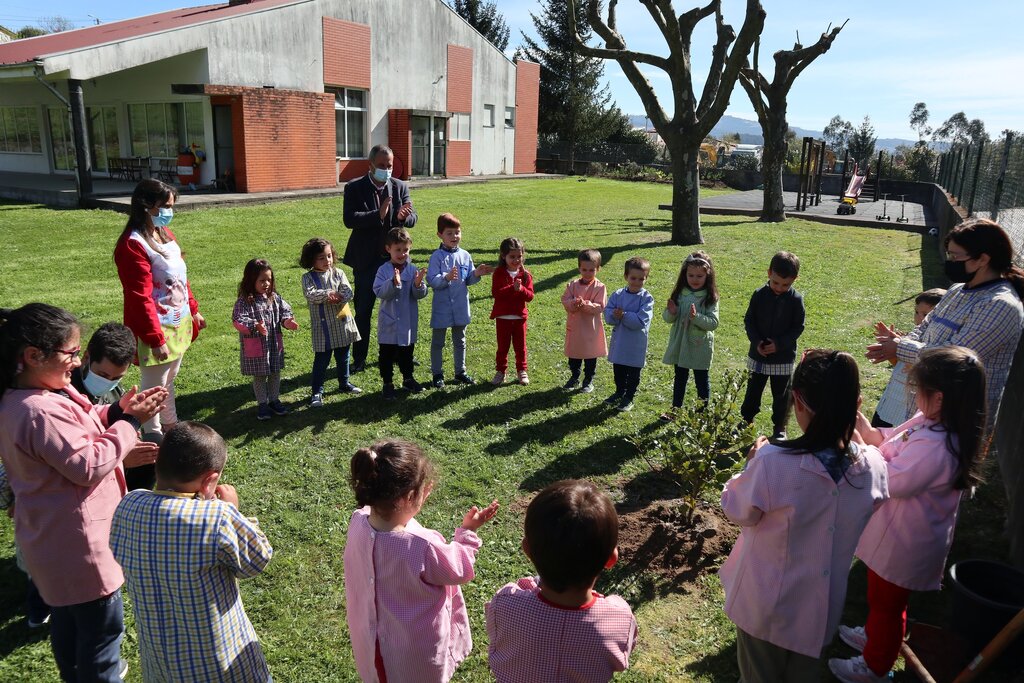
[87,105,119,172]
[432,116,446,176]
[411,115,431,176]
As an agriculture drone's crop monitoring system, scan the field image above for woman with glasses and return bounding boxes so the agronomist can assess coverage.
[0,303,166,681]
[867,218,1024,429]
[114,179,206,436]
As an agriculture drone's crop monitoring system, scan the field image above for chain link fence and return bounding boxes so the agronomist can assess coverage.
[937,131,1024,267]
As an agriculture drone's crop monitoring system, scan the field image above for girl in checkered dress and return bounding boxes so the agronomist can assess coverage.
[232,259,298,421]
[344,440,500,683]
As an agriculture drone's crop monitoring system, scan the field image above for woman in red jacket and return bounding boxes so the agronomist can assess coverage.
[114,179,205,435]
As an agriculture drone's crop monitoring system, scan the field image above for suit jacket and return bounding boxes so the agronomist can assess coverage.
[342,174,418,270]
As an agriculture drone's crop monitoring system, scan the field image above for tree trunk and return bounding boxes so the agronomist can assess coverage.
[670,146,703,245]
[760,111,788,221]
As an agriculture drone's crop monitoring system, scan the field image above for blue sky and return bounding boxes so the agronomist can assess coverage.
[3,0,1020,139]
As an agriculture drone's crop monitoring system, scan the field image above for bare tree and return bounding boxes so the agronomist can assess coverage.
[39,16,76,33]
[738,21,845,222]
[570,0,766,245]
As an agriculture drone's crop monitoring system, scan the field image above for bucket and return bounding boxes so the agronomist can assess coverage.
[948,560,1024,668]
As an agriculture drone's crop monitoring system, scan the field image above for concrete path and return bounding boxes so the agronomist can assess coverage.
[683,189,936,233]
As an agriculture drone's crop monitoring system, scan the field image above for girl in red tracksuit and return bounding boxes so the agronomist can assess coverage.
[490,237,534,386]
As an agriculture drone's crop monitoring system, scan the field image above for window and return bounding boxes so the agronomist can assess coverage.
[504,106,515,129]
[0,106,43,154]
[331,88,367,158]
[47,107,74,170]
[451,113,471,141]
[87,105,119,172]
[128,101,204,158]
[483,104,495,128]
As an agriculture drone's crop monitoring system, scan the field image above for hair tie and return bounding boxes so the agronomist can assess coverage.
[964,354,978,366]
[685,255,710,268]
[368,448,377,461]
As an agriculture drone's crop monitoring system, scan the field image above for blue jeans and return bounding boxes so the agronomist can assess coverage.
[312,346,351,394]
[50,590,124,683]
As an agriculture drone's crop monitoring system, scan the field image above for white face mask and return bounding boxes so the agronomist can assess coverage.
[82,368,120,397]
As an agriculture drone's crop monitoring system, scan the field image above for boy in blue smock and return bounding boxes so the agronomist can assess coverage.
[427,213,495,388]
[604,257,655,412]
[373,228,429,400]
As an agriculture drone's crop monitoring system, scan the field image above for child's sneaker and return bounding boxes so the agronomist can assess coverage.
[491,372,505,385]
[403,378,425,393]
[828,655,890,683]
[256,403,272,421]
[431,374,445,389]
[382,383,399,400]
[659,410,677,422]
[26,614,50,628]
[563,376,580,390]
[340,382,362,394]
[453,372,475,385]
[838,625,868,652]
[603,391,624,405]
[267,399,289,416]
[517,371,530,385]
[580,376,595,393]
[616,399,634,412]
[310,393,324,407]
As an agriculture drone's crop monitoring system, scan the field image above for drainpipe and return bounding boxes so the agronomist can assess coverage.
[34,67,93,203]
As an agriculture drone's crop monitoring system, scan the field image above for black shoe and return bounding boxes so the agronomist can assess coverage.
[382,384,398,400]
[453,372,475,385]
[563,376,580,390]
[403,378,425,394]
[431,374,445,389]
[340,383,362,394]
[267,399,289,416]
[603,392,624,405]
[350,361,366,374]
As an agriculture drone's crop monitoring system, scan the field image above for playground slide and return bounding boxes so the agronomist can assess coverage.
[837,165,867,214]
[844,173,866,200]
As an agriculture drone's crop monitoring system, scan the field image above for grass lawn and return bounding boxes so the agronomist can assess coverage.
[0,178,1013,682]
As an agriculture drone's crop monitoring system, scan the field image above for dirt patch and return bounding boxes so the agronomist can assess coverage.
[615,499,737,591]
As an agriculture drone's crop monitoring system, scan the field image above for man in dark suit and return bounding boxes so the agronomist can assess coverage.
[343,144,418,372]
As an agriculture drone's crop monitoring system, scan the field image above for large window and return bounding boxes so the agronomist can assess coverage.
[483,104,495,128]
[87,106,119,172]
[128,101,204,158]
[332,88,366,158]
[0,106,43,154]
[451,113,471,141]
[47,107,74,170]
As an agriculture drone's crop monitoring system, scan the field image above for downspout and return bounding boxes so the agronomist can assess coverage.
[34,65,93,203]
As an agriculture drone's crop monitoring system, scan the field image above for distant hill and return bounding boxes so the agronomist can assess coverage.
[627,114,915,152]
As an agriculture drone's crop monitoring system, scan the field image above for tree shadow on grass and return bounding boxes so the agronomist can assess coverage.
[441,387,568,431]
[484,401,608,456]
[0,557,49,660]
[684,638,738,682]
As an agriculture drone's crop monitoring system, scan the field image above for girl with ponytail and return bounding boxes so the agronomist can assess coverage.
[343,440,499,683]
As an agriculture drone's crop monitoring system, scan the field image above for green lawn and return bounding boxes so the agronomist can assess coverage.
[0,178,1009,682]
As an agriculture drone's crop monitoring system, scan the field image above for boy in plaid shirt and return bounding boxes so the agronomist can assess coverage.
[110,422,273,683]
[486,479,637,683]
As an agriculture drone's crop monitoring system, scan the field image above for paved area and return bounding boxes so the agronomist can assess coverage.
[0,170,563,211]
[688,189,935,233]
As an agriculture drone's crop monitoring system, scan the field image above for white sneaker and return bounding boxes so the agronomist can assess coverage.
[839,624,868,652]
[310,393,324,407]
[517,370,529,385]
[828,655,889,683]
[491,372,505,385]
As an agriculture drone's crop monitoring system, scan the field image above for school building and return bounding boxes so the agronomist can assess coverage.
[0,0,540,201]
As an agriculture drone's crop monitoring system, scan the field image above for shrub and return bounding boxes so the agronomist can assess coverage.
[633,370,756,523]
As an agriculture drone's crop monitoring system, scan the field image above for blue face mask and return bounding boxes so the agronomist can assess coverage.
[151,207,174,228]
[372,167,392,183]
[82,367,120,397]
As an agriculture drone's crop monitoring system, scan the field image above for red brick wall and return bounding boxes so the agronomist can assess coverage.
[446,45,473,114]
[339,159,370,182]
[514,60,540,174]
[448,139,471,176]
[205,85,336,192]
[323,18,371,89]
[388,109,411,180]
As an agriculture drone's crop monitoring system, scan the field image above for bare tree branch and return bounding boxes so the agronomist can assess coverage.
[570,0,673,71]
[781,19,847,91]
[696,0,766,137]
[739,38,767,127]
[696,5,736,118]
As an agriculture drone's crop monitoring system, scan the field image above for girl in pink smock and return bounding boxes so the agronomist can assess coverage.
[343,440,500,683]
[720,350,888,683]
[0,303,166,682]
[561,248,607,393]
[829,346,986,683]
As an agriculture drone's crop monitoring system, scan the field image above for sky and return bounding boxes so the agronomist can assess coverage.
[3,0,1021,140]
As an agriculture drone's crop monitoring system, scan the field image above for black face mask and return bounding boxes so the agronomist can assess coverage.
[944,258,974,283]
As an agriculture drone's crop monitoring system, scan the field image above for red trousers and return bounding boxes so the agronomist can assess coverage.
[863,567,912,675]
[495,318,527,372]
